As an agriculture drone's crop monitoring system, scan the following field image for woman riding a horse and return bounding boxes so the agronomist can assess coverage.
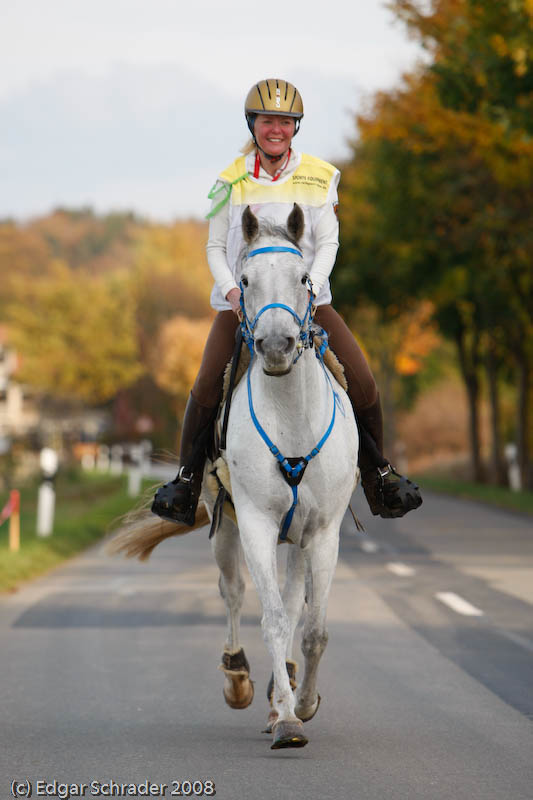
[154,78,422,524]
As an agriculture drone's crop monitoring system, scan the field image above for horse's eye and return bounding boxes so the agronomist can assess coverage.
[301,274,308,285]
[241,275,248,288]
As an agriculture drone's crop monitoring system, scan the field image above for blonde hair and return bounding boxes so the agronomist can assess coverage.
[240,137,256,156]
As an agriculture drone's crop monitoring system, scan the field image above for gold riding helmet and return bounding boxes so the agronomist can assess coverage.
[245,79,304,136]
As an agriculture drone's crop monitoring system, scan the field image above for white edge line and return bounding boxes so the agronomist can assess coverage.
[436,591,484,617]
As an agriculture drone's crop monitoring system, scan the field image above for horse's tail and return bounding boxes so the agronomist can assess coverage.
[105,504,210,561]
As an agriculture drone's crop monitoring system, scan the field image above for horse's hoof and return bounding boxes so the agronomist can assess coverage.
[296,693,321,723]
[222,674,254,709]
[219,648,254,709]
[270,720,308,750]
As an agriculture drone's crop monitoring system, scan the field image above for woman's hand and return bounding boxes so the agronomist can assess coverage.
[226,287,242,315]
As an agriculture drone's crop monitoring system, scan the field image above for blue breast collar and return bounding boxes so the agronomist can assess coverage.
[246,350,342,541]
[238,243,343,541]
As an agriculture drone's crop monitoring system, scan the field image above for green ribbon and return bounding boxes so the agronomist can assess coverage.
[205,172,249,219]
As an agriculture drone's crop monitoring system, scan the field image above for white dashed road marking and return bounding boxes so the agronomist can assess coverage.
[386,562,416,577]
[435,592,484,617]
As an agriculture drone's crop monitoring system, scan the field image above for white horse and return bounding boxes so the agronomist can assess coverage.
[108,204,359,750]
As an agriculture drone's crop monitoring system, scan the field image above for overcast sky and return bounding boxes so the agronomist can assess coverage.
[0,0,422,221]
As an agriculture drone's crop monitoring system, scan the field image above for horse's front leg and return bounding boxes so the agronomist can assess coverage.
[294,525,340,723]
[212,516,254,709]
[237,507,308,749]
[264,544,306,733]
[283,544,306,661]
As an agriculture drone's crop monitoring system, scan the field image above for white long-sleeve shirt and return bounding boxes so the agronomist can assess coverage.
[206,149,340,311]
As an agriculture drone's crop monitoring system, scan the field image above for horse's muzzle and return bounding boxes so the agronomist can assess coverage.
[256,334,296,375]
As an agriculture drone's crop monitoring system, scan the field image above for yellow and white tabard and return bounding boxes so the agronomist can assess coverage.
[206,150,340,311]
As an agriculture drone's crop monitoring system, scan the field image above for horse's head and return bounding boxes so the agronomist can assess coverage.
[240,204,311,376]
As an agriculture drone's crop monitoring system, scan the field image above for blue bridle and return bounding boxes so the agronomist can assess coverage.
[238,244,343,541]
[240,245,314,358]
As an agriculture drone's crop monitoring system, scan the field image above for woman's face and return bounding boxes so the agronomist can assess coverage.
[254,114,295,157]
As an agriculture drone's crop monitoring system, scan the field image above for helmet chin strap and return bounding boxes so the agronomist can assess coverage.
[254,140,287,163]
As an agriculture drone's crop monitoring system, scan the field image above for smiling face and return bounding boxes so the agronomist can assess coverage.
[253,114,296,159]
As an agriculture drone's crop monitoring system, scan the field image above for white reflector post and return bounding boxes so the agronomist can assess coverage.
[128,444,143,497]
[37,482,55,537]
[37,447,58,537]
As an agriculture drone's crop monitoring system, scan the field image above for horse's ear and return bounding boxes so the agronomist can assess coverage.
[287,203,305,242]
[242,206,259,243]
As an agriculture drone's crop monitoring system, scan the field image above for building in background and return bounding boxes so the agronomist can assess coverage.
[0,328,38,441]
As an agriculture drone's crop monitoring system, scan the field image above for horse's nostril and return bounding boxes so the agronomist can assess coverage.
[256,335,295,357]
[284,337,296,353]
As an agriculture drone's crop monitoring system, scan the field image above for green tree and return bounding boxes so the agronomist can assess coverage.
[336,3,533,483]
[388,0,533,482]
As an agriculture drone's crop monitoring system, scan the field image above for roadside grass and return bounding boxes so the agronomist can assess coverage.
[413,473,533,516]
[0,469,154,593]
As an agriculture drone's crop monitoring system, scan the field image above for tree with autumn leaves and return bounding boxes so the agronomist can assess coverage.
[335,0,533,486]
[0,211,213,448]
[6,261,142,404]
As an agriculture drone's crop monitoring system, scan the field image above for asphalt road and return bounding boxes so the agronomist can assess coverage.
[1,489,532,800]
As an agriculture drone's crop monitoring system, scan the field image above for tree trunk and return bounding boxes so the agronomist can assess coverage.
[456,327,483,482]
[485,343,506,485]
[516,349,531,489]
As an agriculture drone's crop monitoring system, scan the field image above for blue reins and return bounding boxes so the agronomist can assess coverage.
[238,244,342,541]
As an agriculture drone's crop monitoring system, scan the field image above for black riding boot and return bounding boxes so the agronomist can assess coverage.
[151,394,218,526]
[356,396,422,519]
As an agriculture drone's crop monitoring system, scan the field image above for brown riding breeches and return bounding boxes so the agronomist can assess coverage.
[192,311,239,408]
[313,305,378,411]
[191,306,378,415]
